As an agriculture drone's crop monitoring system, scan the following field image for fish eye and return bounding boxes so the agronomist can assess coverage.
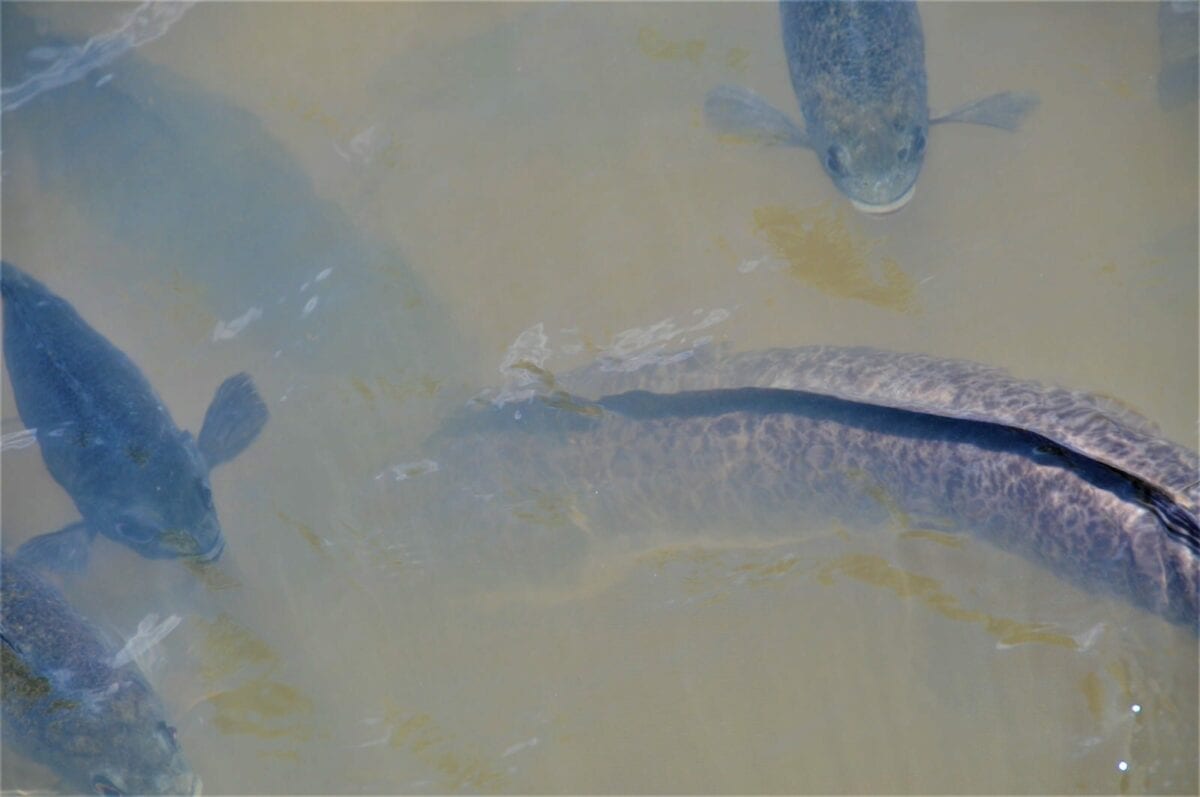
[911,129,926,156]
[157,720,180,749]
[93,776,123,796]
[114,519,157,543]
[198,481,214,508]
[824,146,848,178]
[898,129,926,163]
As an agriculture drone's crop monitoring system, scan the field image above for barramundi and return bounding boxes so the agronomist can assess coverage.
[1,261,268,570]
[706,1,1038,213]
[0,556,198,795]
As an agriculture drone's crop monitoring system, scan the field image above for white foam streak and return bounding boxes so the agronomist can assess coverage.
[2,2,195,113]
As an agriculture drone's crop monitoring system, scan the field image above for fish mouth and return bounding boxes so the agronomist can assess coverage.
[193,537,225,563]
[850,182,917,215]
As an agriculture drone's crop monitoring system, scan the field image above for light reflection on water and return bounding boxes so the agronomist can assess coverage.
[2,2,1196,794]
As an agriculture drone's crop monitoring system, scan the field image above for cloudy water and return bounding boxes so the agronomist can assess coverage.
[2,2,1196,794]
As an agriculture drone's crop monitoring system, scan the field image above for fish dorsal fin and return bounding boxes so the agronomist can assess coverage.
[197,373,269,469]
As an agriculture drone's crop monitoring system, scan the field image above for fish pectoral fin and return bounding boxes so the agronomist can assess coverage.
[931,91,1040,131]
[197,372,269,469]
[13,522,97,572]
[704,85,811,148]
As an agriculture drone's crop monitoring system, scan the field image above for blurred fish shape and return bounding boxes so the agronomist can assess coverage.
[2,261,268,570]
[1157,0,1198,109]
[0,5,455,377]
[1,555,199,795]
[705,0,1038,213]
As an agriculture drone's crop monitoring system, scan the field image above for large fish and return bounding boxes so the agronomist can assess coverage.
[1158,0,1198,109]
[705,0,1038,213]
[0,555,199,795]
[421,346,1199,628]
[1,261,268,569]
[0,5,455,376]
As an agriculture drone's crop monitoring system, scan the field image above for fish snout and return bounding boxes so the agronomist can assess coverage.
[193,534,226,563]
[849,180,917,215]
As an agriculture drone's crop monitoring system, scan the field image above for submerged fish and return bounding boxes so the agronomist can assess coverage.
[0,555,199,795]
[705,0,1038,213]
[1,261,269,570]
[0,6,455,376]
[1158,0,1198,109]
[423,346,1198,628]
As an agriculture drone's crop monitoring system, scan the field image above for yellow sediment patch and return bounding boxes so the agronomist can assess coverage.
[752,203,918,313]
[207,678,315,741]
[383,706,507,792]
[725,46,750,74]
[817,554,1078,649]
[1081,671,1105,723]
[193,613,316,745]
[347,373,442,410]
[194,613,279,684]
[637,27,706,64]
[277,509,330,557]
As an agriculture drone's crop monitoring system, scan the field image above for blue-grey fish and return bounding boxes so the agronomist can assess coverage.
[1158,0,1198,109]
[1,555,199,795]
[705,0,1039,213]
[424,346,1199,629]
[1,261,268,570]
[0,6,455,377]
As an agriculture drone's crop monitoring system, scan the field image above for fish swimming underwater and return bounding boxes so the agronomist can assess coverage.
[0,6,456,377]
[1158,0,1198,109]
[420,346,1199,629]
[1,261,269,570]
[0,555,199,795]
[705,0,1039,213]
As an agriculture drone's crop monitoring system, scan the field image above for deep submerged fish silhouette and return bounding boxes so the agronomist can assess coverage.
[705,0,1038,213]
[424,346,1199,628]
[1,261,268,569]
[0,555,199,795]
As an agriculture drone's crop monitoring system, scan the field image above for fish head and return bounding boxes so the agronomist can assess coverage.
[810,98,928,214]
[88,432,226,562]
[50,674,201,796]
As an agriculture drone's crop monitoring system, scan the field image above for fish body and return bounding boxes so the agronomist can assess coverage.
[1,261,268,568]
[1158,0,1199,109]
[426,347,1198,628]
[0,556,198,795]
[782,0,928,211]
[705,1,1037,213]
[0,7,453,374]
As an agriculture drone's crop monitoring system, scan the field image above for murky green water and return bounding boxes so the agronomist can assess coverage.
[2,2,1196,794]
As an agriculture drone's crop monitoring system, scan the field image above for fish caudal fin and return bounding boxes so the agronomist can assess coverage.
[704,85,811,148]
[197,372,269,469]
[13,522,97,572]
[932,91,1040,131]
